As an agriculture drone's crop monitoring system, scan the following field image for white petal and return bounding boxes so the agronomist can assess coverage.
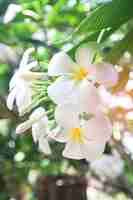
[110,94,133,109]
[90,154,124,178]
[125,111,133,121]
[94,63,118,87]
[83,111,112,142]
[99,86,133,110]
[122,132,133,155]
[125,80,133,91]
[32,124,39,143]
[48,52,76,76]
[16,120,32,134]
[20,48,35,69]
[32,119,48,143]
[75,47,93,67]
[30,108,48,142]
[98,85,113,107]
[49,128,68,143]
[48,77,78,105]
[81,140,106,162]
[30,107,47,122]
[38,136,51,155]
[3,4,22,24]
[9,71,19,90]
[55,104,80,130]
[6,88,17,110]
[16,81,32,115]
[63,140,84,160]
[77,81,102,114]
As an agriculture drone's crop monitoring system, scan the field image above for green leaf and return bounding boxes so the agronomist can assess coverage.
[73,0,133,36]
[104,28,133,64]
[67,0,133,59]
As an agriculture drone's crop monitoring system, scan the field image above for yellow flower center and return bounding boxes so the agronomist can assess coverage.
[69,128,84,143]
[73,67,88,81]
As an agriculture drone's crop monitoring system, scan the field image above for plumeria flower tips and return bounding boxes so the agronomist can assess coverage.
[7,48,46,115]
[16,107,51,155]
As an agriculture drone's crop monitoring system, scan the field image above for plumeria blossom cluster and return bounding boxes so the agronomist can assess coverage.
[7,48,46,116]
[47,47,118,161]
[7,47,120,162]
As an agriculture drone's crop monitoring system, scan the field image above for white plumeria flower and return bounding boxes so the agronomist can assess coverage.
[7,48,45,115]
[48,47,118,105]
[16,107,51,155]
[53,104,112,162]
[90,152,124,179]
[99,86,133,109]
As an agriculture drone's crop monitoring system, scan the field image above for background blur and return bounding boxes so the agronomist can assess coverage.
[0,0,133,200]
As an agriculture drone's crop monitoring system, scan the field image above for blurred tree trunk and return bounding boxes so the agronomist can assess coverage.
[36,175,87,200]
